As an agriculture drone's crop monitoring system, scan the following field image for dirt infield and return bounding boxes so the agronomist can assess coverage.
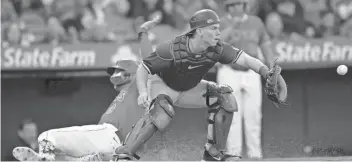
[139,107,208,161]
[130,107,352,161]
[264,156,352,161]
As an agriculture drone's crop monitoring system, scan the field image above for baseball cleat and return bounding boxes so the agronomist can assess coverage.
[13,147,54,161]
[202,150,241,161]
[78,152,104,161]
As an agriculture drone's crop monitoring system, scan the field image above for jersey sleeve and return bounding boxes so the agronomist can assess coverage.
[218,41,244,64]
[142,42,174,74]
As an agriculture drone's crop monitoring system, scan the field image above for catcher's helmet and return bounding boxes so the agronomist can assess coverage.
[107,60,139,76]
[185,9,220,34]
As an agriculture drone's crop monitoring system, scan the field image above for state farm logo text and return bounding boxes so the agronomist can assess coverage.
[275,41,352,63]
[2,45,96,68]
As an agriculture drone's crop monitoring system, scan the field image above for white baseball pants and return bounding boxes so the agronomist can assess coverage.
[38,123,122,160]
[217,65,263,158]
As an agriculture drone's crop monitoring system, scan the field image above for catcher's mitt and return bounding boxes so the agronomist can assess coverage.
[264,61,290,108]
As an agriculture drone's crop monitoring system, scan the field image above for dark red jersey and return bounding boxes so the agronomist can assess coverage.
[142,35,243,91]
[99,79,145,139]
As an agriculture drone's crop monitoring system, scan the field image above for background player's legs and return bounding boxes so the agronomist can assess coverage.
[217,65,244,156]
[242,70,263,159]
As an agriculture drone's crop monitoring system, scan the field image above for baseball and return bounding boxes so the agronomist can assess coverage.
[303,145,313,154]
[337,65,348,75]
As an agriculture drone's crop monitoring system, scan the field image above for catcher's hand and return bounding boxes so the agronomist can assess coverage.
[138,16,161,38]
[264,60,289,108]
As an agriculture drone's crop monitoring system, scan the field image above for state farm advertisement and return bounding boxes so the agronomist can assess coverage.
[2,46,96,68]
[273,37,352,69]
[1,38,351,71]
[1,42,140,71]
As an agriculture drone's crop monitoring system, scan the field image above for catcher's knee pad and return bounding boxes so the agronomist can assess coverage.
[205,82,238,112]
[149,94,175,131]
[127,94,175,136]
[115,94,175,160]
[125,94,175,143]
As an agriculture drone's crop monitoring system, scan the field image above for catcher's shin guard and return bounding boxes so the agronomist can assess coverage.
[202,82,238,160]
[113,94,175,161]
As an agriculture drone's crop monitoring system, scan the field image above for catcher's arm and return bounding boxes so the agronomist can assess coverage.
[235,52,289,107]
[138,16,161,59]
[139,32,153,59]
[235,51,269,77]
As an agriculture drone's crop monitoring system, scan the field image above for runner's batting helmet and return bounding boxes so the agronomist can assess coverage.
[107,60,139,76]
[185,9,220,35]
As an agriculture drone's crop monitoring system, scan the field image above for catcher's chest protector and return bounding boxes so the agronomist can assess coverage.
[159,35,223,91]
[172,35,222,76]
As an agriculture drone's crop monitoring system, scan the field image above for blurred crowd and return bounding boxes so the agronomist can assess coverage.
[257,0,352,40]
[1,0,351,46]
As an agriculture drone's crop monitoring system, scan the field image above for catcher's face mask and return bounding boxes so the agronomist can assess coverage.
[110,69,135,91]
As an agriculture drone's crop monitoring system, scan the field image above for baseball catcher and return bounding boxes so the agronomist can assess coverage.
[111,9,288,161]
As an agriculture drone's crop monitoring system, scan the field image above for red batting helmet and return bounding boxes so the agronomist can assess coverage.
[107,60,139,76]
[185,9,220,34]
